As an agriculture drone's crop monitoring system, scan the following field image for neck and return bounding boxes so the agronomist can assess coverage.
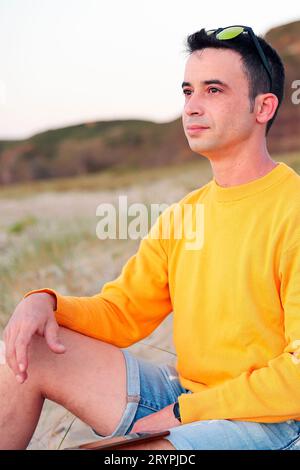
[206,139,277,188]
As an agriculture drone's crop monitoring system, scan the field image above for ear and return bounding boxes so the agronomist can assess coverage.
[255,93,279,126]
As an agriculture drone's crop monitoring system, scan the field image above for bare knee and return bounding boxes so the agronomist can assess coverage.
[26,326,121,390]
[0,332,53,391]
[23,327,127,436]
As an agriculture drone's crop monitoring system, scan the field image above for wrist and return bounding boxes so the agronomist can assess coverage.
[26,292,57,311]
[47,293,57,311]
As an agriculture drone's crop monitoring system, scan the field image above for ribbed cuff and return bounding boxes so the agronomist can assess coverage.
[23,288,57,309]
[23,288,71,326]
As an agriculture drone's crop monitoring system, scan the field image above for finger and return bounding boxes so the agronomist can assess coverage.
[5,326,22,378]
[131,417,147,433]
[2,327,8,343]
[44,320,66,353]
[15,328,34,379]
[0,340,6,365]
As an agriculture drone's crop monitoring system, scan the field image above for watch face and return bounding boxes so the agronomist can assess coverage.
[173,402,181,421]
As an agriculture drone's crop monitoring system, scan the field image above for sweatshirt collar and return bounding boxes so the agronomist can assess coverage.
[210,162,291,202]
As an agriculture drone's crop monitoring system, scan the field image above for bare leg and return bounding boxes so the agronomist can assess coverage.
[0,327,127,449]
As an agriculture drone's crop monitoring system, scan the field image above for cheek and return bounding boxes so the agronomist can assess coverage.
[222,99,252,133]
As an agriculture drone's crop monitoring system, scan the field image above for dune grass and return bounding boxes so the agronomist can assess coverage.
[0,151,299,329]
[0,158,208,199]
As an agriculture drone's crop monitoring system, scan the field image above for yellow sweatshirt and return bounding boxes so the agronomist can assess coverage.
[24,161,300,425]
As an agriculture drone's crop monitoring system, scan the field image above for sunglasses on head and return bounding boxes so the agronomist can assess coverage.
[205,25,273,91]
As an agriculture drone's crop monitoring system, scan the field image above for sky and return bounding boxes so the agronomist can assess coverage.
[0,0,299,140]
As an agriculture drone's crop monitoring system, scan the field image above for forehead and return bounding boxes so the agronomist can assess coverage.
[184,48,246,85]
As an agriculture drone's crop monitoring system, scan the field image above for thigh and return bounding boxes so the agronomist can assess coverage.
[92,349,191,439]
[89,349,300,450]
[27,326,127,437]
[166,418,300,450]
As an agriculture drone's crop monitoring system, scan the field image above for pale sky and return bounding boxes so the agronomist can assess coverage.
[0,0,299,140]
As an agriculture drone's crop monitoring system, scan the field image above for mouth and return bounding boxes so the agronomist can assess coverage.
[186,125,210,135]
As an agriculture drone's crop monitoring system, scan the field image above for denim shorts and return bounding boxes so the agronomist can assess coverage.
[92,348,300,450]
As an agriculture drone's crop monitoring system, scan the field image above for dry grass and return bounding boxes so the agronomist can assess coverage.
[1,152,299,328]
[1,151,299,448]
[0,157,212,327]
[0,159,208,199]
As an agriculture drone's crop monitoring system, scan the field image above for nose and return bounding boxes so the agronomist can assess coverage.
[183,92,205,117]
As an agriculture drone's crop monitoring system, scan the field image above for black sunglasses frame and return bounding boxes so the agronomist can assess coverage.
[206,25,273,92]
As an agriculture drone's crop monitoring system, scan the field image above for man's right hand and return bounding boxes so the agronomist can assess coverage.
[2,293,66,384]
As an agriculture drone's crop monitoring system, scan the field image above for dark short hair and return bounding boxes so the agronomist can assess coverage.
[184,28,285,135]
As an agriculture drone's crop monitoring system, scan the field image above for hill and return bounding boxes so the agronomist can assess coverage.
[0,20,299,185]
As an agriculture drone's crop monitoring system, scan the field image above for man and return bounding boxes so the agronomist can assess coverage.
[1,25,300,450]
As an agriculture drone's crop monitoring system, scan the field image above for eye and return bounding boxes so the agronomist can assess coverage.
[182,87,222,96]
[208,87,221,94]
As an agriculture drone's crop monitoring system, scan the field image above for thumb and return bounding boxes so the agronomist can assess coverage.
[44,319,66,353]
[0,340,6,365]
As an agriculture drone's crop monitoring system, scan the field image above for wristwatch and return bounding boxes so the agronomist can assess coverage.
[173,401,181,422]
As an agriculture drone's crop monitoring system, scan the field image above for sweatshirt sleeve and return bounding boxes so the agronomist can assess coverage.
[178,242,300,424]
[23,212,173,347]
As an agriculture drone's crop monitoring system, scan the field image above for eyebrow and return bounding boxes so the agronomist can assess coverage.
[181,79,230,89]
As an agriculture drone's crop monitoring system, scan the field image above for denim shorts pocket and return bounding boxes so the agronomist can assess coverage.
[160,364,191,399]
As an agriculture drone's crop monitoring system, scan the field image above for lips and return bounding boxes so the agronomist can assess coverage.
[186,125,210,135]
[187,125,209,130]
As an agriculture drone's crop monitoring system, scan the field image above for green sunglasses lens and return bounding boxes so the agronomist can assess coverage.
[205,26,272,89]
[216,26,244,40]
